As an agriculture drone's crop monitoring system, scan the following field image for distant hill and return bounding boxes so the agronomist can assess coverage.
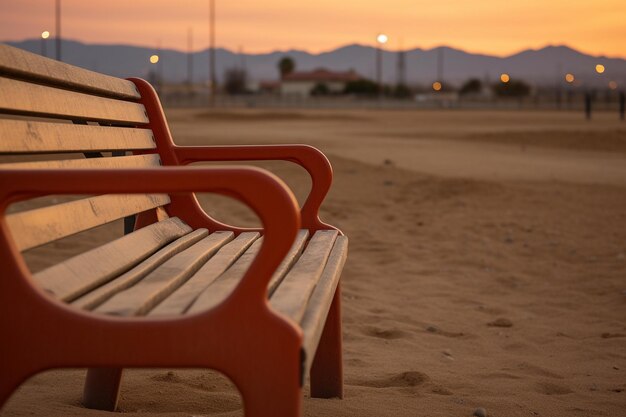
[5,39,625,87]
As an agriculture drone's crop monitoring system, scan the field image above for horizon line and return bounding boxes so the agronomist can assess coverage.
[4,37,626,61]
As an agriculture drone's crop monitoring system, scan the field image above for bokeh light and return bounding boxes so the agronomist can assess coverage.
[149,54,159,64]
[595,64,605,74]
[376,34,388,44]
[41,31,50,39]
[565,73,575,83]
[608,81,618,90]
[432,81,442,91]
[500,73,510,83]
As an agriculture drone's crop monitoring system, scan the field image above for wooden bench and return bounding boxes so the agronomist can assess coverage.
[0,44,348,416]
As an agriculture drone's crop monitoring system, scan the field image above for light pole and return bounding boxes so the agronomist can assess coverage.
[376,33,388,97]
[41,31,50,57]
[187,27,193,92]
[149,54,160,95]
[55,0,61,61]
[209,0,216,103]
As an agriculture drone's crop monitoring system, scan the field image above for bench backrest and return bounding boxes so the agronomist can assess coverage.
[0,44,167,252]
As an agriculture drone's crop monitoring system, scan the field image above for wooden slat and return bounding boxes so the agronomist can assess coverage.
[95,232,234,316]
[0,44,141,100]
[0,154,161,170]
[269,230,338,323]
[300,236,348,375]
[268,230,309,295]
[186,230,310,314]
[72,228,209,310]
[7,193,171,251]
[33,218,192,302]
[0,119,155,154]
[149,232,260,316]
[0,77,148,124]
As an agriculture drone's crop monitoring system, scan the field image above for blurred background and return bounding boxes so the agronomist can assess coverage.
[1,0,625,114]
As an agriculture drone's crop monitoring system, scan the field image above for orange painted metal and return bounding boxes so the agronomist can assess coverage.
[0,77,344,416]
[0,168,304,415]
[310,284,344,399]
[129,78,339,234]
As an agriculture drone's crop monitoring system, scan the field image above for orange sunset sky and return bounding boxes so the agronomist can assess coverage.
[1,0,625,58]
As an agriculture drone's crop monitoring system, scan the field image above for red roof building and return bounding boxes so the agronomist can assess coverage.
[281,68,361,96]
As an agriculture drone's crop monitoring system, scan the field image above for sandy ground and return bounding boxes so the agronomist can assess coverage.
[2,109,625,417]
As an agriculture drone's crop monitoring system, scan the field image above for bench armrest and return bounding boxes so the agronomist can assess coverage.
[172,144,336,232]
[0,166,300,305]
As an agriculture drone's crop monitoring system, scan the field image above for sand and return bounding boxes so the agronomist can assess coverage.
[2,109,625,416]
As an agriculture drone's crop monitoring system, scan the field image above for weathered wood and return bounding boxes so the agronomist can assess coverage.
[300,236,348,374]
[7,193,171,251]
[72,228,208,310]
[0,119,155,154]
[269,230,338,323]
[95,232,234,316]
[0,77,148,124]
[268,230,309,295]
[0,154,161,170]
[186,230,310,314]
[33,218,192,302]
[149,232,260,316]
[0,44,140,100]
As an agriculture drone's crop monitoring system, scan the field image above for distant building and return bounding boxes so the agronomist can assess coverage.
[280,68,361,97]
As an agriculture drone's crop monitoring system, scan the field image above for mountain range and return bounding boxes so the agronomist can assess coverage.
[5,39,626,87]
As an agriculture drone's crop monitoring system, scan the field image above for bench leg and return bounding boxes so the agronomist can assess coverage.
[310,283,344,399]
[239,362,301,417]
[0,367,29,410]
[83,367,123,411]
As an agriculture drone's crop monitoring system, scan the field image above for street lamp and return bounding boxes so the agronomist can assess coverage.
[40,31,50,57]
[432,81,442,92]
[376,33,388,97]
[565,73,575,83]
[595,64,605,74]
[500,73,510,83]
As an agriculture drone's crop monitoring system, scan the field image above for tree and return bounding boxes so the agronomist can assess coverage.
[278,56,295,78]
[394,83,412,99]
[493,79,531,98]
[223,67,248,95]
[310,83,330,96]
[344,79,378,96]
[459,78,482,96]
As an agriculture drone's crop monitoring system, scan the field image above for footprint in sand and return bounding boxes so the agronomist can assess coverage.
[535,381,573,395]
[362,326,407,340]
[357,371,429,388]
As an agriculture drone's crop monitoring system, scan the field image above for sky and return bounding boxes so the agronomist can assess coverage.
[1,0,625,58]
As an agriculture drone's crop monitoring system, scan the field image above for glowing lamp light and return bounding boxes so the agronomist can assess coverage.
[500,73,510,83]
[595,64,605,74]
[565,73,575,83]
[41,31,50,39]
[376,34,388,44]
[149,54,159,64]
[432,81,442,91]
[608,81,618,90]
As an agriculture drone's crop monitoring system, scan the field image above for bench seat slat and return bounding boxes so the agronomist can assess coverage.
[0,154,161,170]
[0,77,148,125]
[0,44,141,100]
[269,230,338,323]
[0,120,155,154]
[95,231,235,316]
[185,230,309,314]
[149,232,260,316]
[300,236,348,374]
[7,193,171,251]
[34,217,193,302]
[72,228,209,311]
